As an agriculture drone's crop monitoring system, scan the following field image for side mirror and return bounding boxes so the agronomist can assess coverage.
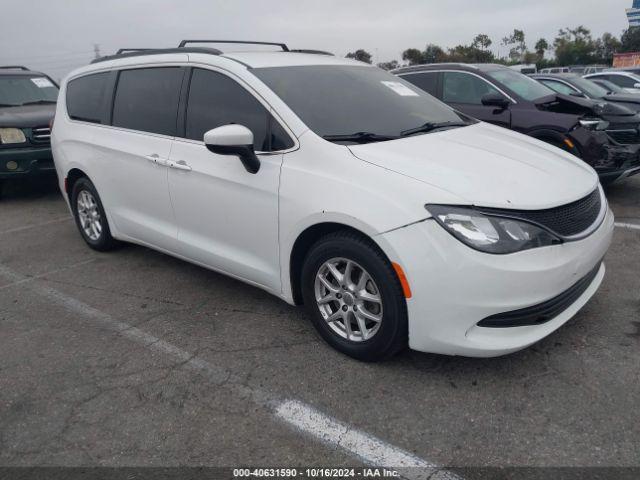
[569,91,586,98]
[634,83,640,89]
[204,124,260,174]
[481,92,510,109]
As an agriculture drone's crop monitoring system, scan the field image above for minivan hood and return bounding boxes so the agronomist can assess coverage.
[0,104,56,128]
[348,122,598,210]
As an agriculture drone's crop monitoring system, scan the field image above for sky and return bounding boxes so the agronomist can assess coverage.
[0,0,634,80]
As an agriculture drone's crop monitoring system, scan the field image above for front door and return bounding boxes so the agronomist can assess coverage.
[441,71,511,128]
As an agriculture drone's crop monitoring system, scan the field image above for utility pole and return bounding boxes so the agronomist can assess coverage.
[93,44,101,59]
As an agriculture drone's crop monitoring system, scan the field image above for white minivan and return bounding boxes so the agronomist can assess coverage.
[51,41,614,361]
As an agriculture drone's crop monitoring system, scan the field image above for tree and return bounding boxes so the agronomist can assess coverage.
[594,32,621,64]
[345,49,372,64]
[402,48,425,65]
[534,38,549,58]
[502,29,527,62]
[448,44,494,63]
[377,60,399,71]
[620,27,640,53]
[553,26,596,65]
[472,34,492,51]
[423,44,447,63]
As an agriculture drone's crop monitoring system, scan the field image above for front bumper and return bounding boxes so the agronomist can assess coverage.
[381,207,614,357]
[594,144,640,183]
[0,146,55,180]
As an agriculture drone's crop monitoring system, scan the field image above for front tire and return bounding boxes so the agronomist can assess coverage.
[301,231,408,361]
[71,177,118,251]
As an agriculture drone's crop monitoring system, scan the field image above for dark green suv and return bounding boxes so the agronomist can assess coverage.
[0,66,58,196]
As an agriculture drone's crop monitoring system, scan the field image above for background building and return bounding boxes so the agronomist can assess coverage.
[627,0,640,27]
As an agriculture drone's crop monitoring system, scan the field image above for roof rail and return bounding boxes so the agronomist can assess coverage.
[290,49,334,56]
[116,48,154,54]
[0,65,30,71]
[91,47,222,64]
[179,40,289,52]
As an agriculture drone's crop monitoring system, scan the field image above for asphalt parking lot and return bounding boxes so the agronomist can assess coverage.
[0,176,639,476]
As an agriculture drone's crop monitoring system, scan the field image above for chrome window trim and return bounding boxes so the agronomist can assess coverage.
[398,69,518,104]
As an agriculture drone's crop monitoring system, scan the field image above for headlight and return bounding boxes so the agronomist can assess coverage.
[426,205,562,254]
[579,118,609,131]
[0,128,27,144]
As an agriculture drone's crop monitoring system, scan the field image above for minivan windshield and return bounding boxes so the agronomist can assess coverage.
[486,68,554,101]
[253,65,472,143]
[0,76,59,107]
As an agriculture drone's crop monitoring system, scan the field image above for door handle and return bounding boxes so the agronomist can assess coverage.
[145,154,168,166]
[169,160,192,171]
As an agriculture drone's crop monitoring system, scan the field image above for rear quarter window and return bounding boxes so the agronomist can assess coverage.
[66,72,111,124]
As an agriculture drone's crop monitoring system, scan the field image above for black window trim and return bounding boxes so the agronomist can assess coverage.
[65,71,113,125]
[176,64,298,154]
[110,65,186,138]
[64,62,298,151]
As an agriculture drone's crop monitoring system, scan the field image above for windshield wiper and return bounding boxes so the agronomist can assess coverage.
[400,121,470,137]
[20,100,56,106]
[0,103,20,107]
[322,131,399,144]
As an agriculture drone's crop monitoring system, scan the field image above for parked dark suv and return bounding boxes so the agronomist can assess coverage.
[393,63,640,183]
[0,66,58,196]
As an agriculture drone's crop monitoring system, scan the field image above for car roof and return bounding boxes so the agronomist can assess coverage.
[0,67,48,77]
[392,63,508,75]
[221,51,367,69]
[531,73,580,80]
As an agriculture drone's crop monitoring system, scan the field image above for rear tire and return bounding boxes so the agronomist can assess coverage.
[71,177,119,251]
[301,231,408,361]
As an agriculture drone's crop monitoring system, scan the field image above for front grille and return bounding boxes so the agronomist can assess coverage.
[479,188,602,238]
[31,126,51,143]
[607,128,640,145]
[477,261,602,328]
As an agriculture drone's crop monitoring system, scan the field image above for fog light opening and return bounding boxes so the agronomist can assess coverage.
[6,161,18,171]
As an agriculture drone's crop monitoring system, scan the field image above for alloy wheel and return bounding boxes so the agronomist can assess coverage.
[314,257,383,342]
[76,190,102,241]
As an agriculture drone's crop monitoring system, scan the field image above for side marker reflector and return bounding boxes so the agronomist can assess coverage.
[391,262,412,299]
[564,138,575,150]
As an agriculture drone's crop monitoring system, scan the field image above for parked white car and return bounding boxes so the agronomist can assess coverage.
[51,41,614,361]
[584,71,640,94]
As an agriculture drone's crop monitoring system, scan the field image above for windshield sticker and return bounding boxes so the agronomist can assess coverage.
[381,81,419,97]
[31,77,54,88]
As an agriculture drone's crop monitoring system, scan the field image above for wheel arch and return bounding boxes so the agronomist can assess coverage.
[527,128,582,157]
[65,167,90,196]
[288,221,398,306]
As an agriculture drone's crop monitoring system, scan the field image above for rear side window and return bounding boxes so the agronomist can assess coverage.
[66,73,110,124]
[112,67,183,136]
[402,72,439,96]
[185,68,293,151]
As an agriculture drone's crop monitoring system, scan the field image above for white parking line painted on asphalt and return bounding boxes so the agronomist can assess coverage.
[0,263,461,479]
[276,399,461,479]
[0,216,71,235]
[615,222,640,231]
[0,259,96,291]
